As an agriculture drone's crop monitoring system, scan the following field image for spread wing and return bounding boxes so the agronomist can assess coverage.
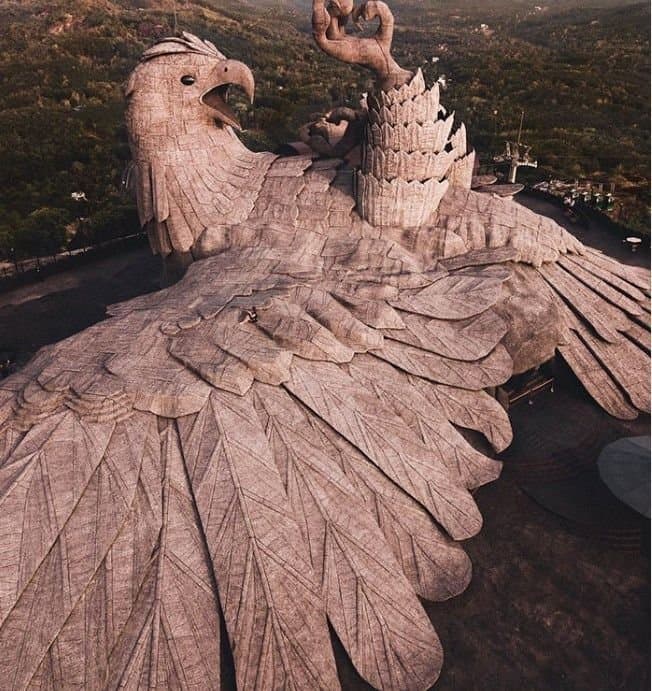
[0,240,513,691]
[541,250,650,419]
[436,187,650,421]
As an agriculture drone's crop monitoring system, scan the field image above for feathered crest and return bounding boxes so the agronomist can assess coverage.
[140,31,226,63]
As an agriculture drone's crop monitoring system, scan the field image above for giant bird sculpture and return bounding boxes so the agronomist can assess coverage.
[0,2,649,689]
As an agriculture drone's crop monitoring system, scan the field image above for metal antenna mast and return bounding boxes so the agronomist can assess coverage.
[517,109,525,146]
[493,110,538,184]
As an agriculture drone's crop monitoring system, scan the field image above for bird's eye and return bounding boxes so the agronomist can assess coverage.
[180,75,196,86]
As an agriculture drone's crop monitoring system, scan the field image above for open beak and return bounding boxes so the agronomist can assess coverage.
[201,59,255,130]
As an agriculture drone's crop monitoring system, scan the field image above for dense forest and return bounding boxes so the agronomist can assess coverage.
[0,0,649,263]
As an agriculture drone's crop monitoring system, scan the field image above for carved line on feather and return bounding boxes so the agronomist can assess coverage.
[176,391,340,690]
[0,415,163,687]
[558,330,639,420]
[252,383,443,690]
[539,263,628,342]
[285,358,484,541]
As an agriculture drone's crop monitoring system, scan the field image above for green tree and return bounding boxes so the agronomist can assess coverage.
[87,203,139,244]
[0,224,15,261]
[14,207,71,259]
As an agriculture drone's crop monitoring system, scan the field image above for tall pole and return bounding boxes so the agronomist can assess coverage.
[517,109,525,146]
[508,158,518,184]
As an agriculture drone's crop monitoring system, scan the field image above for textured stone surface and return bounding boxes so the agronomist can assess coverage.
[0,17,649,691]
[312,0,412,91]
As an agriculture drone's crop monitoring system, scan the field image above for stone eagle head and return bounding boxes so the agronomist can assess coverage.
[124,33,274,265]
[126,32,254,138]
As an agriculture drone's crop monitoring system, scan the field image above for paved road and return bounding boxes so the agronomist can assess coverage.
[0,247,159,369]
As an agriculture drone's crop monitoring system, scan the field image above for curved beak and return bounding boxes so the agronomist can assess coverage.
[201,59,255,130]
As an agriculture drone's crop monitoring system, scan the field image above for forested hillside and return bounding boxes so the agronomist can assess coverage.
[0,0,648,262]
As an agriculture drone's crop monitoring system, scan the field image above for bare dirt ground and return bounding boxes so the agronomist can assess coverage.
[0,196,649,690]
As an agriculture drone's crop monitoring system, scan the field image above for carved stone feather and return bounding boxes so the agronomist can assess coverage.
[0,23,648,691]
